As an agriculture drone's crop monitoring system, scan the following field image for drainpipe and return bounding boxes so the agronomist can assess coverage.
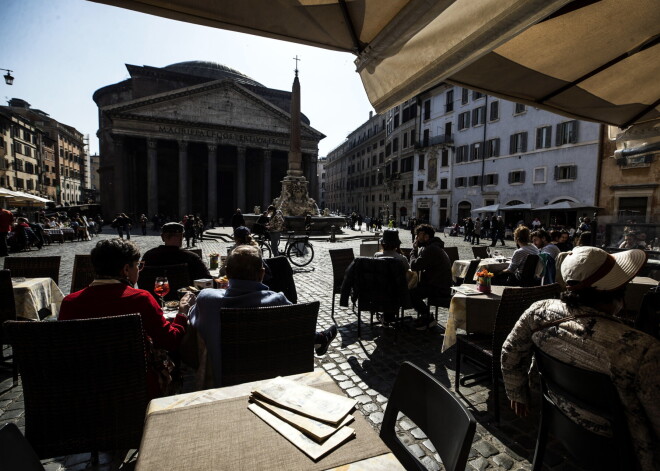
[594,123,605,217]
[480,95,488,193]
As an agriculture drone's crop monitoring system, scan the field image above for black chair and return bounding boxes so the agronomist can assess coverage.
[518,254,541,287]
[443,246,460,267]
[217,301,320,386]
[456,283,561,423]
[329,248,354,321]
[455,258,480,286]
[4,314,148,459]
[471,246,489,259]
[3,256,61,285]
[263,256,297,304]
[532,347,635,471]
[137,263,191,301]
[381,362,476,471]
[0,269,18,386]
[0,423,45,471]
[634,286,660,340]
[70,254,95,293]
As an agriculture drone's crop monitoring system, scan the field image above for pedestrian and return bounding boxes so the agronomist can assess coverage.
[183,214,196,248]
[0,207,14,257]
[482,216,490,240]
[465,217,474,243]
[357,214,363,231]
[490,215,505,247]
[140,213,148,236]
[472,217,481,245]
[266,206,285,256]
[231,208,245,230]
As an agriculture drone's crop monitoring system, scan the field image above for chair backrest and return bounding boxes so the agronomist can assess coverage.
[350,257,411,312]
[218,301,320,386]
[492,284,561,369]
[533,346,635,469]
[4,314,148,458]
[70,254,95,293]
[471,246,489,259]
[263,256,297,304]
[329,248,355,294]
[462,259,481,285]
[0,423,45,471]
[634,286,660,339]
[359,242,379,257]
[443,246,460,266]
[381,362,476,471]
[0,270,17,344]
[187,248,203,258]
[3,256,61,285]
[518,253,541,287]
[137,263,191,301]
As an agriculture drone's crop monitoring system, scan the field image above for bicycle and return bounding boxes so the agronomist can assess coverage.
[255,231,315,266]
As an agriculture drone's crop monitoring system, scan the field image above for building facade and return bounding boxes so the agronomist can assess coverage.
[93,61,324,222]
[317,156,327,210]
[0,109,40,196]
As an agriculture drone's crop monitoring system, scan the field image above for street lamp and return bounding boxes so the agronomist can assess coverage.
[1,68,14,85]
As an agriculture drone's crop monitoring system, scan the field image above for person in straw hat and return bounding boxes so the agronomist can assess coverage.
[501,247,658,470]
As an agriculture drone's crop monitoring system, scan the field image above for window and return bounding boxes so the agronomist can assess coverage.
[487,138,500,157]
[509,132,528,154]
[533,167,547,184]
[556,121,579,145]
[401,156,413,172]
[461,88,469,105]
[484,174,499,185]
[456,145,468,163]
[489,101,499,121]
[410,130,415,147]
[393,138,399,152]
[536,126,552,149]
[458,111,471,130]
[440,178,448,190]
[554,165,578,181]
[455,177,467,187]
[471,106,486,126]
[514,103,526,114]
[393,113,400,128]
[392,160,398,173]
[469,175,481,186]
[469,142,483,161]
[422,129,430,146]
[417,181,424,191]
[508,170,525,184]
[418,155,425,170]
[26,180,34,190]
[441,149,449,167]
[385,143,392,157]
[445,90,454,112]
[423,100,431,120]
[472,91,484,100]
[403,133,408,148]
[618,197,648,222]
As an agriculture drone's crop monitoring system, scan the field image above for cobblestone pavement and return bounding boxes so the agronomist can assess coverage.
[0,228,581,470]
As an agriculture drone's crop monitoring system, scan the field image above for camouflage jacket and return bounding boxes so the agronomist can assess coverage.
[501,299,660,471]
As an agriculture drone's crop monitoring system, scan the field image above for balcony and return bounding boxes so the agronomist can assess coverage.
[415,134,454,149]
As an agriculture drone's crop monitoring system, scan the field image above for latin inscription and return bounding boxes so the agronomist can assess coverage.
[157,125,287,146]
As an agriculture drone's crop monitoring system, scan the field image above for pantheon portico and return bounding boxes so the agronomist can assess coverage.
[93,61,324,222]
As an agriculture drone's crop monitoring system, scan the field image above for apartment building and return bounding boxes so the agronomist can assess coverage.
[0,110,40,195]
[317,156,327,210]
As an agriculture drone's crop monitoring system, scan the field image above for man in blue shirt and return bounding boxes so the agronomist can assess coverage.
[189,245,337,386]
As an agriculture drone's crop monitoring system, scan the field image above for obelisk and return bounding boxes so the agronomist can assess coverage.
[288,61,303,177]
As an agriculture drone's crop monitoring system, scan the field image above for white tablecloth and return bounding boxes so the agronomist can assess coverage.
[12,277,64,321]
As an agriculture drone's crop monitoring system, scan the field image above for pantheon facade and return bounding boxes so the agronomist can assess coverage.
[93,61,324,223]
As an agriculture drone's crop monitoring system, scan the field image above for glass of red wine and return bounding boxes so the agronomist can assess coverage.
[154,276,170,309]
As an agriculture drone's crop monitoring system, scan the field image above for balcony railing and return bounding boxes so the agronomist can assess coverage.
[415,134,453,149]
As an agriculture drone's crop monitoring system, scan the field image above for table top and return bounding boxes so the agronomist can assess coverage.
[12,277,64,321]
[138,370,402,471]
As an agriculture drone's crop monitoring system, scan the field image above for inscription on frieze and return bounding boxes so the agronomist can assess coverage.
[157,125,287,146]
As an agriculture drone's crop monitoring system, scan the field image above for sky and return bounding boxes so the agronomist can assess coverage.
[1,0,374,157]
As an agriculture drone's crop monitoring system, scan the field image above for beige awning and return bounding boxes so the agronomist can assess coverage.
[89,0,660,127]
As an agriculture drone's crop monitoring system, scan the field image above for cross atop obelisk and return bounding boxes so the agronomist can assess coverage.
[293,55,300,77]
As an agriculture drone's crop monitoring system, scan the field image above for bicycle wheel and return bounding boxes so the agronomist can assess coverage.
[260,241,272,258]
[286,240,314,266]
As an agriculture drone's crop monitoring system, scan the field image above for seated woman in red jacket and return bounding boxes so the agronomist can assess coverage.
[60,238,193,398]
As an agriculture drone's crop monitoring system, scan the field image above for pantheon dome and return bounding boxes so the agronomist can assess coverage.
[163,61,265,88]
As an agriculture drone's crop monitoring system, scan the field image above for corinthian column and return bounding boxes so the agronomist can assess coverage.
[147,138,158,217]
[236,145,246,211]
[112,135,125,214]
[263,149,272,208]
[207,143,218,223]
[178,140,188,217]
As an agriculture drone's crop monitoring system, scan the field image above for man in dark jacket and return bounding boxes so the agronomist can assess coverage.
[409,224,452,330]
[231,209,245,230]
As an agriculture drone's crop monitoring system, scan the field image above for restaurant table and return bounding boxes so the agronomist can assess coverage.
[12,277,64,321]
[625,276,658,314]
[451,258,510,283]
[441,285,505,353]
[136,370,403,471]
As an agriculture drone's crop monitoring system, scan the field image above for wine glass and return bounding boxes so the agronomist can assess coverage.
[154,276,170,309]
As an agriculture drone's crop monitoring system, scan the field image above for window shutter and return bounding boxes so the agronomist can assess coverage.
[521,132,528,152]
[556,124,563,146]
[471,110,477,127]
[570,121,579,143]
[469,143,475,160]
[554,166,560,180]
[494,174,499,185]
[494,138,500,157]
[520,171,526,183]
[508,172,513,184]
[455,177,461,187]
[536,128,542,149]
[545,127,552,148]
[570,165,578,179]
[509,135,516,154]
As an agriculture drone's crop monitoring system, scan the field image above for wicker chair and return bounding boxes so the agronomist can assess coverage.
[263,256,297,303]
[455,283,561,423]
[471,246,489,259]
[3,256,61,285]
[70,254,95,293]
[137,263,191,301]
[0,269,18,386]
[329,248,354,321]
[443,246,460,266]
[0,423,45,471]
[4,314,149,458]
[217,301,320,386]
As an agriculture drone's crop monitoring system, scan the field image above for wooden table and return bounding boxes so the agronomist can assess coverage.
[12,277,64,321]
[441,285,505,353]
[137,370,404,471]
[451,258,510,283]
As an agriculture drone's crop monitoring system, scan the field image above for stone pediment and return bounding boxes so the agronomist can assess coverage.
[102,80,323,139]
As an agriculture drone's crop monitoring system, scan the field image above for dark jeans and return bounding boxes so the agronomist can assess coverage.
[409,284,436,319]
[0,232,8,257]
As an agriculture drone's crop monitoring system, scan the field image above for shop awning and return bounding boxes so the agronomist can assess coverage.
[472,204,500,213]
[90,0,660,127]
[500,203,534,211]
[532,201,599,211]
[0,188,53,204]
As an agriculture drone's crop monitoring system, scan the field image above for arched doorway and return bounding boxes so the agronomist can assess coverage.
[457,201,472,223]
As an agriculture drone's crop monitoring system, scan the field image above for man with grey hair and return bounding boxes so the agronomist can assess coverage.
[142,222,210,281]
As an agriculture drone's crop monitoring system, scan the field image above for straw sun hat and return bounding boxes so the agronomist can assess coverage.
[556,246,647,292]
